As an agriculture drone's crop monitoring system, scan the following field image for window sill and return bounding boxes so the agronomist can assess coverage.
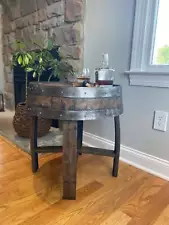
[125,71,169,88]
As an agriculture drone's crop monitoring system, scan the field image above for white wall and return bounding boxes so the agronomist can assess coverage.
[84,0,169,161]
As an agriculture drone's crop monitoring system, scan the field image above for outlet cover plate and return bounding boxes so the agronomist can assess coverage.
[153,111,168,132]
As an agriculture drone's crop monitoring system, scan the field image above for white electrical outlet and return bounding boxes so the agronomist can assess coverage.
[153,111,168,132]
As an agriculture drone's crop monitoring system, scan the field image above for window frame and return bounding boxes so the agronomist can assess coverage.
[126,0,169,88]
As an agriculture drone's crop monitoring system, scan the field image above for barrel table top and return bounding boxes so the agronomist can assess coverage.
[27,82,123,121]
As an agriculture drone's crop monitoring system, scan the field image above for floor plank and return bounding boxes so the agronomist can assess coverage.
[0,193,50,225]
[101,211,131,225]
[0,136,168,225]
[121,175,167,218]
[153,205,169,225]
[60,171,146,225]
[127,182,169,225]
[21,181,104,225]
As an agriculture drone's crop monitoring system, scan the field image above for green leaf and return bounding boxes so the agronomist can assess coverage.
[18,55,22,65]
[27,53,32,60]
[24,55,29,65]
[39,57,43,63]
[26,67,34,72]
[33,72,36,78]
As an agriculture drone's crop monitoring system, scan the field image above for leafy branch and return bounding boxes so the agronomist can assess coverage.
[11,39,74,100]
[12,41,35,99]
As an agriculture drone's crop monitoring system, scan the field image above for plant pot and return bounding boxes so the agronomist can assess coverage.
[13,103,51,138]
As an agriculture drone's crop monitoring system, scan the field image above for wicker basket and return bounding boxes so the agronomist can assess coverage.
[13,103,51,138]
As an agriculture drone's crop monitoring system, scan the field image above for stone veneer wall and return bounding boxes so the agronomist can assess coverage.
[2,0,85,110]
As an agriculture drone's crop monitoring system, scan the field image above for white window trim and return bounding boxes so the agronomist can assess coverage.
[126,0,169,88]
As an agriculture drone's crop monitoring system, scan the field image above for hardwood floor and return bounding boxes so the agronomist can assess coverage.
[0,136,169,225]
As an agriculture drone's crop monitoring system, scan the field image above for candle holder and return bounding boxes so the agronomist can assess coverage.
[0,93,4,112]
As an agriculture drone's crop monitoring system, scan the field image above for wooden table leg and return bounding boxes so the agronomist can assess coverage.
[30,116,39,173]
[77,121,83,155]
[112,116,120,177]
[0,94,4,112]
[63,121,77,200]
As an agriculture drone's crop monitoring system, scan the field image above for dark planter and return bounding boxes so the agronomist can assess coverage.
[13,103,51,138]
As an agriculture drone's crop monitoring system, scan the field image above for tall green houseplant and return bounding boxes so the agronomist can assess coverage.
[11,39,74,138]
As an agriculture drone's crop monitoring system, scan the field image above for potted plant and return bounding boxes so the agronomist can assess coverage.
[11,39,74,138]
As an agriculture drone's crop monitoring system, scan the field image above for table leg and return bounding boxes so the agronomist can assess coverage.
[112,116,120,177]
[30,116,39,173]
[77,121,83,155]
[0,94,4,112]
[63,121,77,200]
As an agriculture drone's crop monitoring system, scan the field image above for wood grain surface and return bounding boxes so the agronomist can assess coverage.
[0,136,168,225]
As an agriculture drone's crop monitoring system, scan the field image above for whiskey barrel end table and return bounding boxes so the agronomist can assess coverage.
[27,82,123,200]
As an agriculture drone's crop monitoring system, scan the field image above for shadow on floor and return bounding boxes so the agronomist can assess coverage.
[33,156,63,203]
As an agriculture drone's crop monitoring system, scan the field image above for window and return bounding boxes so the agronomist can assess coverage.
[152,0,169,65]
[126,0,169,88]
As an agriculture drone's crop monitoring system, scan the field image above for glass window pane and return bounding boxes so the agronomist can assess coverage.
[152,0,169,65]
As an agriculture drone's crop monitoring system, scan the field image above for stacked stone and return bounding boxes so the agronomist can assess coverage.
[2,0,85,109]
